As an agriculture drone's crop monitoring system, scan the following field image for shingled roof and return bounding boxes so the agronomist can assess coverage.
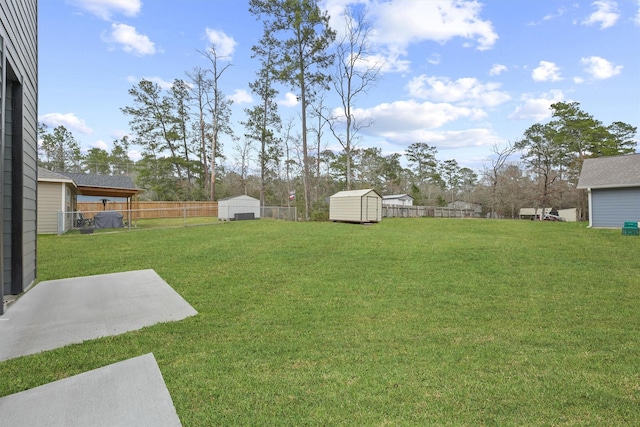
[38,167,76,185]
[56,172,140,198]
[577,153,640,189]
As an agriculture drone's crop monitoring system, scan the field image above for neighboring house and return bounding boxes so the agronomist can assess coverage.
[577,153,640,228]
[382,194,413,206]
[37,168,78,234]
[330,189,382,223]
[1,0,38,311]
[218,195,260,220]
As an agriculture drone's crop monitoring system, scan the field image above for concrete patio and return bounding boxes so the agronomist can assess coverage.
[0,269,197,426]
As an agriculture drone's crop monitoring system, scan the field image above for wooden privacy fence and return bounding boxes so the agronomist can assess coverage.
[383,205,433,218]
[77,201,218,219]
[382,205,480,218]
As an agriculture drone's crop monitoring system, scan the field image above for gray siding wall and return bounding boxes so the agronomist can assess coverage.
[1,0,38,301]
[591,187,640,228]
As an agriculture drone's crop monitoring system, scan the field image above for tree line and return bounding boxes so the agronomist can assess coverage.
[37,0,637,220]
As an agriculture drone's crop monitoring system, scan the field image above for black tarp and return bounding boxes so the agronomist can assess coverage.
[93,211,124,229]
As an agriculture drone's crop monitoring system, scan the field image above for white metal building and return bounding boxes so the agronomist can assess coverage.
[382,194,413,206]
[330,189,382,223]
[218,195,260,220]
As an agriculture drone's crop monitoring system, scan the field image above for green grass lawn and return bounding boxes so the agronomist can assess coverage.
[2,218,639,425]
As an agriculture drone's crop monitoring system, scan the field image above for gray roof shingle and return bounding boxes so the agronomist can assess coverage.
[577,153,640,189]
[58,172,137,190]
[38,167,75,182]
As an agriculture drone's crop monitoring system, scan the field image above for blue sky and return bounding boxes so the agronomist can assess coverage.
[39,0,640,173]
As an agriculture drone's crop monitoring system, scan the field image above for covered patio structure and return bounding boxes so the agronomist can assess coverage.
[59,173,141,230]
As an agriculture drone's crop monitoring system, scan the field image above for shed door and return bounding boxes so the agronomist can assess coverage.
[365,196,379,222]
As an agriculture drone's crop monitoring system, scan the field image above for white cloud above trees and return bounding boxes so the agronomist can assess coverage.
[580,56,623,79]
[39,112,94,135]
[204,28,237,59]
[508,90,564,121]
[407,75,510,108]
[531,61,562,82]
[103,23,156,56]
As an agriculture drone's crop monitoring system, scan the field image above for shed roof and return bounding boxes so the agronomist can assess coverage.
[577,154,640,189]
[218,195,259,202]
[331,189,381,198]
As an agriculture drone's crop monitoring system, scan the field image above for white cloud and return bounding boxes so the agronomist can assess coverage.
[66,0,142,20]
[363,52,409,73]
[352,100,486,140]
[104,23,156,56]
[390,128,503,150]
[508,90,565,121]
[368,0,498,52]
[407,75,510,108]
[110,129,130,140]
[531,61,562,82]
[128,149,143,161]
[543,7,567,22]
[39,112,93,135]
[126,75,173,89]
[427,54,441,65]
[204,28,237,58]
[279,93,299,108]
[230,89,253,104]
[90,139,110,151]
[580,56,623,79]
[582,0,619,29]
[635,0,640,26]
[146,76,174,89]
[489,64,507,76]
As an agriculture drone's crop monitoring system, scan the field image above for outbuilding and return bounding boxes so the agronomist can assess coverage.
[577,153,640,228]
[37,168,80,234]
[218,195,260,220]
[330,189,382,223]
[382,194,413,206]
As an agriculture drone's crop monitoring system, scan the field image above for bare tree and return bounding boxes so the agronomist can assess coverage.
[328,6,382,190]
[186,66,212,197]
[199,45,234,201]
[483,142,517,218]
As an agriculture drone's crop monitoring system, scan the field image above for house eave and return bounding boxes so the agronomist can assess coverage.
[577,184,640,190]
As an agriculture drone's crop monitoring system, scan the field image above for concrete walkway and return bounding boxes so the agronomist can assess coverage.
[0,269,197,361]
[0,269,198,426]
[0,353,182,426]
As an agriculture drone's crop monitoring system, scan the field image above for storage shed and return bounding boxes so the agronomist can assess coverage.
[218,195,260,220]
[330,189,382,223]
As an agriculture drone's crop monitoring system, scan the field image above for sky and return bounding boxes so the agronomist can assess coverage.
[38,0,640,174]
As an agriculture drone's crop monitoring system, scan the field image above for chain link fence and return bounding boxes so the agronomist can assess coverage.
[56,206,297,235]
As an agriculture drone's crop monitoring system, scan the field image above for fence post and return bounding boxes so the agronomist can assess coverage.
[57,211,63,235]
